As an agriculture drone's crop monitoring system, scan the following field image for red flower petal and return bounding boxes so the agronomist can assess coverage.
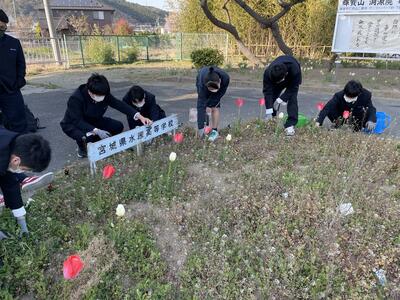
[63,255,84,280]
[316,102,325,111]
[258,98,265,106]
[343,110,350,119]
[235,98,244,107]
[173,132,184,143]
[102,164,116,179]
[204,126,212,134]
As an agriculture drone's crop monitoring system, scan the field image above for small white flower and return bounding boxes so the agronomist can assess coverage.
[116,204,126,217]
[278,112,284,119]
[26,198,35,206]
[169,152,177,162]
[226,134,232,141]
[282,192,289,199]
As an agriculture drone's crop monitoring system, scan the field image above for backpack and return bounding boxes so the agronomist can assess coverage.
[0,105,45,132]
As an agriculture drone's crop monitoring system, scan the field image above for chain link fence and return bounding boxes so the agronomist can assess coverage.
[21,33,332,66]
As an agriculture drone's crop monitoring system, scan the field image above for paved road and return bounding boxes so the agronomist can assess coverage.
[22,81,400,173]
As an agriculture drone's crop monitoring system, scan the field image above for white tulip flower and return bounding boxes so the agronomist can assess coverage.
[278,112,285,119]
[169,152,177,162]
[116,204,126,217]
[226,134,232,141]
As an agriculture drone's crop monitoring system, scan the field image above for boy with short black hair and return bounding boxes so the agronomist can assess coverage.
[196,66,230,141]
[263,55,302,136]
[60,74,152,158]
[316,80,377,131]
[123,85,166,129]
[0,128,51,239]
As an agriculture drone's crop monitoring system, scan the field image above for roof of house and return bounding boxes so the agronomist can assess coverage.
[39,0,114,11]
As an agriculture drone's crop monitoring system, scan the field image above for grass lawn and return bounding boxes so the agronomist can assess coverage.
[1,120,399,299]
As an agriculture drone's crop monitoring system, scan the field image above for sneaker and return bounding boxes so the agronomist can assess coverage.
[0,194,4,207]
[77,147,87,158]
[285,126,295,136]
[208,130,219,142]
[21,172,54,193]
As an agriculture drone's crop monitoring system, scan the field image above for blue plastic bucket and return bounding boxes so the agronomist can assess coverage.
[374,112,391,134]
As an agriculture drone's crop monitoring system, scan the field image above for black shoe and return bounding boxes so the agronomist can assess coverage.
[77,147,87,158]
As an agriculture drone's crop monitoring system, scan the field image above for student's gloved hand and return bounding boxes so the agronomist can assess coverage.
[366,121,376,131]
[265,114,273,121]
[93,128,111,139]
[139,116,153,126]
[273,98,287,111]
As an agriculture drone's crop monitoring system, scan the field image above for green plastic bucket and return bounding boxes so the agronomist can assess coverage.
[283,113,310,128]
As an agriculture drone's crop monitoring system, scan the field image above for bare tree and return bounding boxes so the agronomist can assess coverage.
[68,15,91,35]
[200,0,305,66]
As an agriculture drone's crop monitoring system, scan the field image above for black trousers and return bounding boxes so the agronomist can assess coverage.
[61,117,124,149]
[0,90,27,133]
[266,87,298,128]
[0,173,23,210]
[327,107,370,131]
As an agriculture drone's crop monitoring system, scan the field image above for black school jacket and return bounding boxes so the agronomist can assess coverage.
[60,84,138,132]
[122,90,164,128]
[0,34,26,94]
[0,127,22,209]
[196,66,230,129]
[263,55,302,103]
[317,88,377,124]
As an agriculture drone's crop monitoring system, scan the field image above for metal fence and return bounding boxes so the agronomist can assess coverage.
[21,37,69,65]
[21,33,331,66]
[62,33,229,66]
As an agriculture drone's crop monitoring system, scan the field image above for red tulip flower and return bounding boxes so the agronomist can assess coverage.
[173,132,184,143]
[102,164,116,179]
[316,102,325,111]
[235,98,245,108]
[343,110,350,119]
[63,255,84,280]
[259,98,265,106]
[204,126,212,134]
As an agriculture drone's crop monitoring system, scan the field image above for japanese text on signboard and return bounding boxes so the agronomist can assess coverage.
[87,114,178,163]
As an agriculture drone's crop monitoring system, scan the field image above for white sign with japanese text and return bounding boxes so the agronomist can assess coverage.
[87,114,179,174]
[339,0,400,13]
[333,0,400,54]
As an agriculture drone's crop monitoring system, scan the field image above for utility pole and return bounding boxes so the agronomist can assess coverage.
[12,0,17,21]
[43,0,62,65]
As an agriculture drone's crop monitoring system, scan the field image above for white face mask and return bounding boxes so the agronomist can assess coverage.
[89,91,105,103]
[134,100,145,108]
[344,95,358,103]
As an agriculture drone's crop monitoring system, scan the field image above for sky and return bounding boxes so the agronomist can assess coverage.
[128,0,168,10]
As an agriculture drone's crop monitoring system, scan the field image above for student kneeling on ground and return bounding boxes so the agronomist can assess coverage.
[122,85,166,129]
[316,80,376,132]
[196,66,230,141]
[60,74,152,158]
[263,55,302,136]
[0,128,51,240]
